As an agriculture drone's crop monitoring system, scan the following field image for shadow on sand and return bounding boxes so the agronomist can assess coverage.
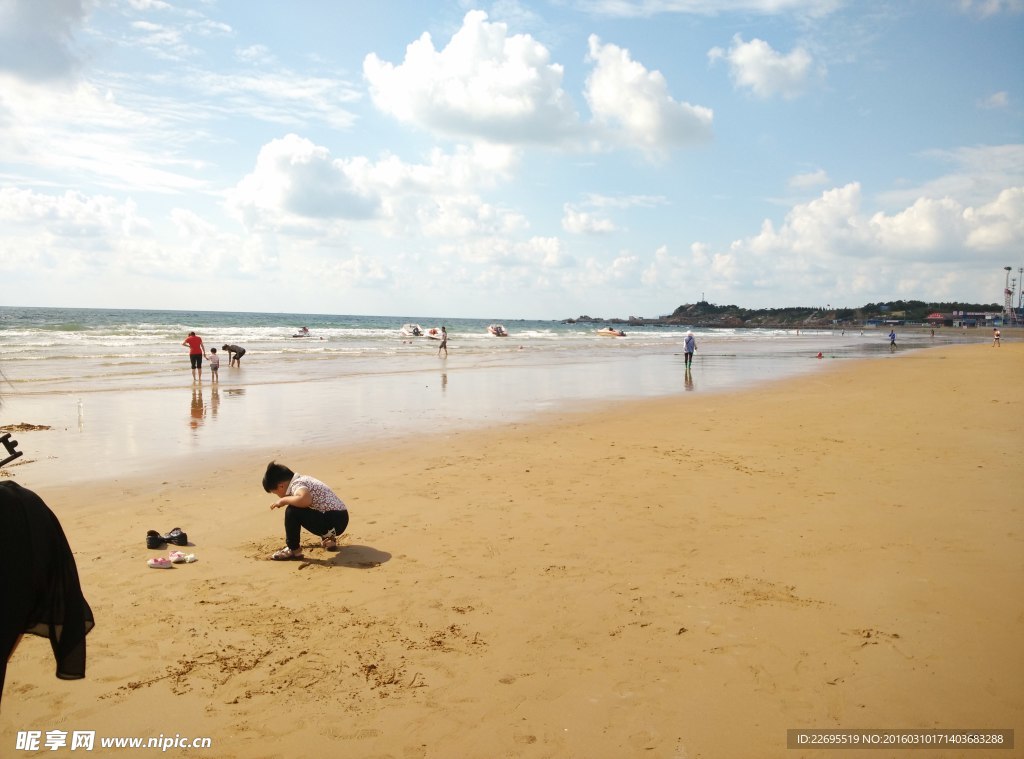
[297,544,392,570]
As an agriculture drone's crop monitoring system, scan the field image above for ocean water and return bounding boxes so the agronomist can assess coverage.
[0,306,942,390]
[0,306,956,485]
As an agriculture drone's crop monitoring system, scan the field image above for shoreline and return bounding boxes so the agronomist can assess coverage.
[1,344,1022,758]
[0,343,840,487]
[1,327,992,489]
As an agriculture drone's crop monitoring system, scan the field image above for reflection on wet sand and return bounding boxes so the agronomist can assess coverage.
[3,347,843,486]
[684,367,695,392]
[190,387,205,429]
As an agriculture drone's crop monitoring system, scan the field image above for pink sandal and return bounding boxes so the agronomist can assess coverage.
[147,557,173,569]
[271,547,304,561]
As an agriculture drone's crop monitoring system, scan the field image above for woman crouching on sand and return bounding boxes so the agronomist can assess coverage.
[263,461,349,561]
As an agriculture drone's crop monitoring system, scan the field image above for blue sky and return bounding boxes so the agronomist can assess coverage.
[1,0,1022,319]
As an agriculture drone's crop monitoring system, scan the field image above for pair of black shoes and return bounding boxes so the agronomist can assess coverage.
[146,527,188,548]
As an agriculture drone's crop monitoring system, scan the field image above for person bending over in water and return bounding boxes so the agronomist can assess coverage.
[263,461,349,561]
[222,344,246,367]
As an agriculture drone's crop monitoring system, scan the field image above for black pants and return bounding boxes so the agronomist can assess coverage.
[284,507,349,550]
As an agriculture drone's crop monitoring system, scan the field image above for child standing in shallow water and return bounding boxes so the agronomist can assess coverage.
[208,348,220,381]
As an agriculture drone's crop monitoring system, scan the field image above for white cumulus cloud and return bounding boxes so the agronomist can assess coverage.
[708,34,821,99]
[962,187,1024,249]
[585,35,713,154]
[227,134,379,230]
[363,10,579,145]
[562,203,618,234]
[228,135,531,246]
[691,182,1024,304]
[789,168,831,189]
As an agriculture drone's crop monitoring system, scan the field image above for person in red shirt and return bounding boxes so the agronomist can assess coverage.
[181,331,207,381]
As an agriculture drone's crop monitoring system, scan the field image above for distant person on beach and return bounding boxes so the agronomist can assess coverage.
[182,331,205,381]
[438,326,448,358]
[889,329,897,350]
[208,348,220,381]
[992,328,1001,347]
[263,461,349,561]
[222,344,246,367]
[683,331,697,369]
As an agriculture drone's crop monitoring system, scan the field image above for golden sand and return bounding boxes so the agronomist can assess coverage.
[2,344,1021,758]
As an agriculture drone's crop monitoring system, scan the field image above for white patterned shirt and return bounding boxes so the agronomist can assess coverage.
[288,474,347,513]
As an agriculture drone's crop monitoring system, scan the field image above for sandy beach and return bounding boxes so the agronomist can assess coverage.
[1,343,1021,758]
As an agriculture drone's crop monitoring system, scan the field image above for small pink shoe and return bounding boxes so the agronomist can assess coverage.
[147,557,172,569]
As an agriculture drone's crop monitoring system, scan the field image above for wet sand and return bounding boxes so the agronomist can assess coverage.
[1,343,1021,758]
[1,345,834,486]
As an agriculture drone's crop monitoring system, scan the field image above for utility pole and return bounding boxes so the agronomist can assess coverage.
[1004,267,1017,325]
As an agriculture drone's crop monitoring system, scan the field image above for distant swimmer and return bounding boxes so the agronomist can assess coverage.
[222,344,246,367]
[992,328,1001,347]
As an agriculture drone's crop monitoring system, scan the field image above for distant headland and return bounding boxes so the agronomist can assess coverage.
[563,300,1009,329]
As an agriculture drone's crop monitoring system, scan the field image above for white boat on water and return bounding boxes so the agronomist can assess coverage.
[400,323,424,337]
[596,327,626,337]
[488,324,508,337]
[424,326,444,340]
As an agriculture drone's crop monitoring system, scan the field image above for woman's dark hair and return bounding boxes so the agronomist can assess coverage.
[262,461,294,492]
